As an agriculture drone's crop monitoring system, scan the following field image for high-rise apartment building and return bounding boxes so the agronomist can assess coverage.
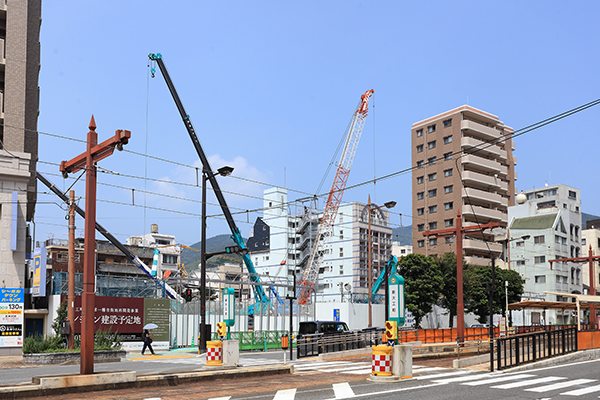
[0,0,41,290]
[411,106,517,265]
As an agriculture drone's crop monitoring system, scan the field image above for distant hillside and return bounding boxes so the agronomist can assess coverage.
[182,234,245,272]
[392,225,412,246]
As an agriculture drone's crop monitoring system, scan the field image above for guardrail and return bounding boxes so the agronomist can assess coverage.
[296,328,385,358]
[495,326,578,370]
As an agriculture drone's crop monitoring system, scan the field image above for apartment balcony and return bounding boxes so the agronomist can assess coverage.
[461,170,508,191]
[461,154,507,176]
[463,187,503,206]
[463,238,502,254]
[465,255,494,266]
[461,136,506,160]
[461,120,502,141]
[462,204,506,222]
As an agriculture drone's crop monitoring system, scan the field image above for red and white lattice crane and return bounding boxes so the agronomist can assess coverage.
[298,89,374,304]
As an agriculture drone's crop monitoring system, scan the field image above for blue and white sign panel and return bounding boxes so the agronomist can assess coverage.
[0,288,24,348]
[388,274,405,327]
[32,247,47,297]
[333,309,340,322]
[223,287,235,327]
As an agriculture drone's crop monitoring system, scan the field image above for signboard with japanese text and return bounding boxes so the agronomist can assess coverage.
[32,247,47,297]
[223,287,235,327]
[61,295,170,350]
[0,288,23,347]
[388,273,405,327]
[334,309,340,322]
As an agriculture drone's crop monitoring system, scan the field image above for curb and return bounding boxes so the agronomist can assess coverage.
[0,364,293,399]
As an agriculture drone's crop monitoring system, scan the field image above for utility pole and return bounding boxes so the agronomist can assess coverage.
[60,117,130,375]
[422,210,499,344]
[67,190,76,350]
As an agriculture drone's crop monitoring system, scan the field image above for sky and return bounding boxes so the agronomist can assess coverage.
[34,1,600,248]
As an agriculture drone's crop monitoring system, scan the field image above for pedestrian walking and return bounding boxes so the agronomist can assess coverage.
[141,329,155,355]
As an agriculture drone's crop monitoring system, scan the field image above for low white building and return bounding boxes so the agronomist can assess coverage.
[127,223,181,279]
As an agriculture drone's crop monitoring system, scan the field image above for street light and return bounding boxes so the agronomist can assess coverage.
[367,197,396,327]
[200,166,233,354]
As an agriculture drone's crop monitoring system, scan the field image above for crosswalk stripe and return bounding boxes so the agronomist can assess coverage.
[293,361,349,370]
[343,368,374,375]
[333,382,355,398]
[273,388,297,400]
[207,397,231,400]
[462,374,536,386]
[560,383,600,396]
[415,370,475,380]
[412,367,445,373]
[321,364,372,373]
[491,376,566,389]
[432,373,495,384]
[525,379,597,393]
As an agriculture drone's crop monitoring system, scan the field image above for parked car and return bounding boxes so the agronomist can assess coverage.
[298,321,349,338]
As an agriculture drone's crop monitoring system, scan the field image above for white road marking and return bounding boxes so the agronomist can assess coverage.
[561,383,600,396]
[432,373,495,384]
[491,376,566,389]
[525,378,597,393]
[333,382,355,398]
[415,370,476,380]
[207,397,231,400]
[273,388,297,400]
[462,374,537,386]
[342,368,374,375]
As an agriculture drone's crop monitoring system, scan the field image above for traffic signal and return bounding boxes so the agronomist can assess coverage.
[225,245,240,254]
[217,321,227,337]
[385,320,397,341]
[185,289,192,302]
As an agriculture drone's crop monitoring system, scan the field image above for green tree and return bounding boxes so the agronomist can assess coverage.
[434,253,458,327]
[464,265,524,324]
[396,253,444,328]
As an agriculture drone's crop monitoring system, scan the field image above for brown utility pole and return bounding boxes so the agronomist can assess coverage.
[422,210,499,343]
[549,245,599,329]
[67,190,76,350]
[60,116,130,375]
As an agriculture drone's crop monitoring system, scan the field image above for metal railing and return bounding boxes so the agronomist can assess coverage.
[495,327,578,370]
[296,328,385,358]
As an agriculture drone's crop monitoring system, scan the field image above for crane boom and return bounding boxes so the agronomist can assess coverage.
[148,53,268,305]
[298,89,374,304]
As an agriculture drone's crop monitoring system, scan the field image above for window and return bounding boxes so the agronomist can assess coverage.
[417,240,425,248]
[534,256,546,264]
[444,152,452,161]
[428,189,437,197]
[445,219,453,227]
[428,156,437,165]
[568,190,577,199]
[444,185,453,194]
[444,202,453,210]
[339,230,344,240]
[339,248,344,257]
[156,239,171,245]
[444,168,453,177]
[339,213,344,223]
[516,241,524,247]
[444,135,452,144]
[427,124,436,133]
[516,260,525,266]
[429,221,437,230]
[428,141,436,149]
[416,129,423,137]
[534,235,545,244]
[417,160,424,168]
[417,207,424,216]
[443,119,452,128]
[429,205,437,213]
[416,144,423,153]
[417,224,425,232]
[417,176,424,184]
[417,192,424,200]
[445,237,454,244]
[429,238,438,246]
[534,275,546,284]
[163,254,178,264]
[340,265,344,275]
[428,173,437,181]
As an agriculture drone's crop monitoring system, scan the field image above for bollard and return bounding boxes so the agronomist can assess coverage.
[205,340,223,366]
[371,345,393,376]
[393,344,413,379]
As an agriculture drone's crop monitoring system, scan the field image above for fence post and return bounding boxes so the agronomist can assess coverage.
[515,336,520,366]
[532,334,537,362]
